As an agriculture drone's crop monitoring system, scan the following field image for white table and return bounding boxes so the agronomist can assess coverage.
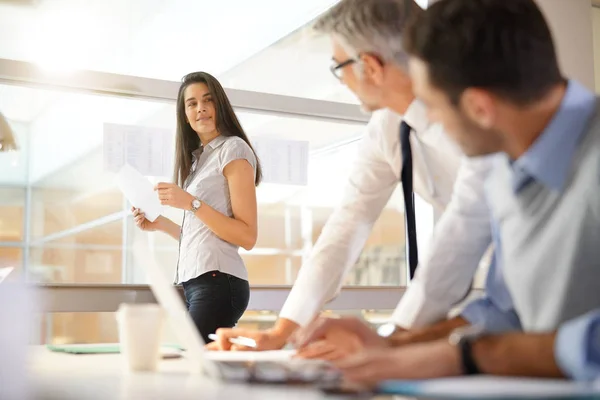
[29,347,398,400]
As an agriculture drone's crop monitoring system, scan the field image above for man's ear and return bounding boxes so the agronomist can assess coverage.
[359,53,385,86]
[460,88,496,129]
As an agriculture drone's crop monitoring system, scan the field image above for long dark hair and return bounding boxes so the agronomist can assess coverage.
[173,71,262,187]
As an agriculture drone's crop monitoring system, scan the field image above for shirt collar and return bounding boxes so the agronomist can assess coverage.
[402,99,431,135]
[205,134,227,150]
[192,135,227,161]
[512,80,597,193]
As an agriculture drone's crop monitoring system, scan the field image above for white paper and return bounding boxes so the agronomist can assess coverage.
[104,123,173,177]
[0,280,36,399]
[205,349,296,362]
[252,138,309,185]
[114,164,162,222]
[379,376,600,398]
[0,267,14,283]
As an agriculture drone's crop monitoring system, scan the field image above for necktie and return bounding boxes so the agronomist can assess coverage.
[400,121,419,279]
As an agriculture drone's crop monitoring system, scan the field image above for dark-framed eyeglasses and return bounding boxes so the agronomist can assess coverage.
[329,58,357,81]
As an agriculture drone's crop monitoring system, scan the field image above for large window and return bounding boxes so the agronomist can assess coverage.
[0,77,427,288]
[0,0,436,345]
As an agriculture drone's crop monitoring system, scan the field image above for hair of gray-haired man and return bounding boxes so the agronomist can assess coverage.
[313,0,422,68]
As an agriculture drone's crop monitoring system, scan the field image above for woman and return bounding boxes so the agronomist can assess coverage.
[132,71,262,343]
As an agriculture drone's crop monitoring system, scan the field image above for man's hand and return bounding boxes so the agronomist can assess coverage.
[294,326,365,361]
[335,339,461,386]
[293,316,388,353]
[206,328,289,351]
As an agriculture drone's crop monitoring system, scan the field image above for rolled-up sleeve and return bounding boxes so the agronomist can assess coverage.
[461,295,522,333]
[555,310,600,381]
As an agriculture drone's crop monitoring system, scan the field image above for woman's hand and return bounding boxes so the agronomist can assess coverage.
[155,182,195,210]
[131,207,164,232]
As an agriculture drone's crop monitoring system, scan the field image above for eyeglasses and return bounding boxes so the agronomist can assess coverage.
[329,58,357,81]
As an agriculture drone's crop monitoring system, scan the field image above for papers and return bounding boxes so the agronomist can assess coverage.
[104,123,173,177]
[377,376,600,399]
[0,280,36,399]
[0,266,14,283]
[114,164,162,222]
[205,349,296,362]
[46,343,182,358]
[252,138,309,185]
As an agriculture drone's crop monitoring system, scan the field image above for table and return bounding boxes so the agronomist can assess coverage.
[28,347,396,400]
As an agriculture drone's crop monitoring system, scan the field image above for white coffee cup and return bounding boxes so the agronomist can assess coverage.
[116,303,165,372]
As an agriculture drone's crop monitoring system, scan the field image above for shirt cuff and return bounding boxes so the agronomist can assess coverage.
[392,284,451,329]
[460,297,522,333]
[278,274,328,327]
[555,310,600,381]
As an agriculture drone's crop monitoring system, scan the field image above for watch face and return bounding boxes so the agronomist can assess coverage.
[376,323,396,338]
[192,199,201,209]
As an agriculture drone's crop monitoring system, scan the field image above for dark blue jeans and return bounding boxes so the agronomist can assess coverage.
[182,271,250,343]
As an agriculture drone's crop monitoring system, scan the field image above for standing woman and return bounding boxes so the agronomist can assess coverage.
[132,71,262,342]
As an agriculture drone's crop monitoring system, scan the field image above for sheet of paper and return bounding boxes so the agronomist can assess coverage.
[252,138,309,185]
[0,267,14,283]
[114,164,162,222]
[378,376,600,398]
[205,349,297,362]
[104,123,173,177]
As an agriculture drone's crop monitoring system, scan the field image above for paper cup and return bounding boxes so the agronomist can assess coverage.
[116,303,164,372]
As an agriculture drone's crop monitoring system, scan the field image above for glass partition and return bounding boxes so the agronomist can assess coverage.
[0,76,425,287]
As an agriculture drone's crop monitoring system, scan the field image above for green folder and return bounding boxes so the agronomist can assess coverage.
[46,343,185,354]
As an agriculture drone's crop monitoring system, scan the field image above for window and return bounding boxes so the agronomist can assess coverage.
[0,0,434,346]
[0,0,342,100]
[0,76,433,286]
[593,6,600,93]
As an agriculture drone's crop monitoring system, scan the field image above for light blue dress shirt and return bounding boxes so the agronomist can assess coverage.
[460,80,599,380]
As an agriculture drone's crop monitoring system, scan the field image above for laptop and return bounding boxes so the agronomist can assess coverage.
[136,244,341,384]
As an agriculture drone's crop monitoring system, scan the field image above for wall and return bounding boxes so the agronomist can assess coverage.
[537,0,595,90]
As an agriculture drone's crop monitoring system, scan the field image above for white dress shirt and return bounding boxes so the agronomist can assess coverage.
[279,101,494,328]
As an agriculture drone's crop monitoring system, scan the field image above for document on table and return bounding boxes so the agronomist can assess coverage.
[205,349,297,362]
[252,138,309,185]
[104,123,173,177]
[377,376,600,399]
[114,164,162,222]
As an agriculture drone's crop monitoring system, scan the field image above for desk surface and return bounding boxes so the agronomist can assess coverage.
[29,347,392,400]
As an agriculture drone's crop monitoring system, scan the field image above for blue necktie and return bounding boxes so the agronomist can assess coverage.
[400,121,419,279]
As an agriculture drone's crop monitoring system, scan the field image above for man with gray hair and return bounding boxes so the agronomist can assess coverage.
[210,0,501,357]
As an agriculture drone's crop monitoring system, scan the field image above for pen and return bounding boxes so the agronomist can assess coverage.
[208,334,258,348]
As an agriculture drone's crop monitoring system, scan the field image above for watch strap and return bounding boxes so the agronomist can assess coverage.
[458,336,481,375]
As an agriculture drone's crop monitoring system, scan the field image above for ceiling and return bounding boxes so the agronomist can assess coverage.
[0,0,371,189]
[0,0,348,96]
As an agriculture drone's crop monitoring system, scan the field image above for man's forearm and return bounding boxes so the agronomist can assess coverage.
[389,316,469,347]
[473,332,563,377]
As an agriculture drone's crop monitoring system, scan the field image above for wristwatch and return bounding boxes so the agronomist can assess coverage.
[190,197,202,213]
[448,324,485,375]
[376,322,397,338]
